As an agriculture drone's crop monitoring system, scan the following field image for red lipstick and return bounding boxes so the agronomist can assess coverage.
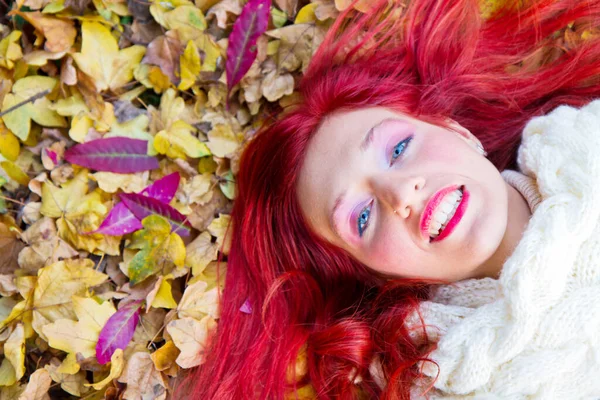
[430,186,468,242]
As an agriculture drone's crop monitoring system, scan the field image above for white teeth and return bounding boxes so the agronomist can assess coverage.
[429,189,463,237]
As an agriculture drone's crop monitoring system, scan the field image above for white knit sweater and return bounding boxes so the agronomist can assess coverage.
[402,99,600,399]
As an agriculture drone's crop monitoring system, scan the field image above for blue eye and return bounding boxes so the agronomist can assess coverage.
[391,136,413,163]
[357,203,372,237]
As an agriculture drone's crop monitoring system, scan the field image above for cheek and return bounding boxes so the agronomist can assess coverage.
[367,223,416,270]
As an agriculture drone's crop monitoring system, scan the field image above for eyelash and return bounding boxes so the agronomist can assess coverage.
[357,136,413,237]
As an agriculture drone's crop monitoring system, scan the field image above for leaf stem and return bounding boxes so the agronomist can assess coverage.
[0,194,25,206]
[0,89,51,118]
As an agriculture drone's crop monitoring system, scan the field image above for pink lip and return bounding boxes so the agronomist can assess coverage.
[420,185,462,241]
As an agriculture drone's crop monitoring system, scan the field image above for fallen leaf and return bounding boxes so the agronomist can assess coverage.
[17,368,51,400]
[125,215,186,285]
[11,11,77,53]
[72,22,146,92]
[117,351,168,399]
[64,137,159,173]
[166,315,217,368]
[1,76,67,141]
[42,295,116,364]
[32,259,109,340]
[225,0,271,104]
[83,348,124,390]
[143,31,184,85]
[96,299,143,364]
[150,340,180,371]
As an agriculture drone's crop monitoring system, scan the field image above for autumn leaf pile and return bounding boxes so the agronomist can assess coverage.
[1,0,599,397]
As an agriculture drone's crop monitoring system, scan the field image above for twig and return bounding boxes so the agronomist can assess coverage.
[0,195,25,206]
[0,89,51,118]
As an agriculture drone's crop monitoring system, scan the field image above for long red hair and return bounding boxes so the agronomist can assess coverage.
[173,0,600,398]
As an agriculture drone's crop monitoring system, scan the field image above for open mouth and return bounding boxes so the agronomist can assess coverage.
[429,185,465,243]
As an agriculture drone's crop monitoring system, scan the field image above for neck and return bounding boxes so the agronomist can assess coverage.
[473,181,532,279]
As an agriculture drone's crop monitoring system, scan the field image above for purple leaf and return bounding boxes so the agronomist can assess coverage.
[89,202,143,235]
[240,298,252,314]
[96,300,143,364]
[119,192,192,237]
[225,0,270,107]
[64,137,159,173]
[141,172,180,203]
[92,172,181,236]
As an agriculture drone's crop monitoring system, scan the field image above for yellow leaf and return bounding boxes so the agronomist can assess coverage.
[32,259,108,340]
[151,0,206,31]
[40,170,120,254]
[0,161,29,186]
[206,123,240,158]
[44,359,89,397]
[73,22,146,92]
[154,120,211,159]
[83,348,124,390]
[42,295,116,362]
[195,32,221,72]
[127,215,186,285]
[0,323,25,386]
[150,340,180,372]
[1,76,66,141]
[0,31,23,69]
[207,214,232,254]
[178,40,201,91]
[69,114,93,143]
[151,276,178,309]
[148,66,173,93]
[166,316,217,368]
[294,3,318,24]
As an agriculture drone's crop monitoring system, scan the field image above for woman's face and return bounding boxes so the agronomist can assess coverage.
[297,107,509,282]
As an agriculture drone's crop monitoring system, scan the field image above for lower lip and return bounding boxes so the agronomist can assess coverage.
[430,185,469,243]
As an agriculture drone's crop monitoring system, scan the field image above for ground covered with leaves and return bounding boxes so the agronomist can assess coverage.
[1,0,597,397]
[0,0,345,397]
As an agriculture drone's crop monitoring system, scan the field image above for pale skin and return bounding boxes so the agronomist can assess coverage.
[296,107,533,283]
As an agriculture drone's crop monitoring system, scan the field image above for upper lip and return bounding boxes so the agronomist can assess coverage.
[420,185,461,240]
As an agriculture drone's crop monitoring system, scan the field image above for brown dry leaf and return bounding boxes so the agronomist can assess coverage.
[185,231,218,276]
[117,352,168,399]
[275,0,299,15]
[143,31,184,85]
[44,358,90,397]
[12,12,77,53]
[206,0,243,29]
[166,315,217,368]
[17,368,52,400]
[262,70,295,101]
[0,218,25,275]
[17,217,78,273]
[177,279,219,320]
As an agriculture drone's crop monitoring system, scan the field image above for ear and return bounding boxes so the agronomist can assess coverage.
[445,118,483,149]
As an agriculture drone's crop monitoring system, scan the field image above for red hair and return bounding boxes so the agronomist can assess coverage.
[173,0,600,398]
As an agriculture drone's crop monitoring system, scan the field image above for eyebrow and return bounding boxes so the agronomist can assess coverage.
[329,120,384,239]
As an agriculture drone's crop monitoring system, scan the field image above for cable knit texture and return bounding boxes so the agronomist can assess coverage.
[405,99,600,399]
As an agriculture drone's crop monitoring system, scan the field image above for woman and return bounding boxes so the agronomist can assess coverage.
[173,0,600,398]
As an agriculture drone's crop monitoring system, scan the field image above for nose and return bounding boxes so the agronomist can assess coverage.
[368,172,425,218]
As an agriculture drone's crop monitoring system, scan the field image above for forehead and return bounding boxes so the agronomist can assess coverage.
[296,107,403,238]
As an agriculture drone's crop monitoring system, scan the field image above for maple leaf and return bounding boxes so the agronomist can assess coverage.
[42,295,116,367]
[31,259,108,341]
[40,169,120,255]
[72,22,146,92]
[0,76,67,141]
[143,31,183,85]
[117,351,168,399]
[126,215,186,285]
